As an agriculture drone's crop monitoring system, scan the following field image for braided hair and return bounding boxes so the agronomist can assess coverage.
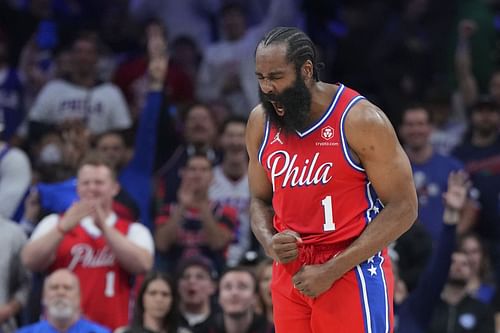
[258,27,320,81]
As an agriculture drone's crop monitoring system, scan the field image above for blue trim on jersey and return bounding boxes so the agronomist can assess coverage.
[258,118,271,164]
[355,252,391,333]
[363,181,383,225]
[295,84,345,138]
[340,95,366,172]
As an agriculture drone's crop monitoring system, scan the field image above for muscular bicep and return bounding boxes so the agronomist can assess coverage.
[345,102,417,209]
[246,107,273,204]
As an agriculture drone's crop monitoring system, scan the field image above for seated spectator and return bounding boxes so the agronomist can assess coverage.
[459,232,496,304]
[204,266,273,333]
[427,250,495,333]
[123,271,191,333]
[176,257,218,332]
[27,32,131,139]
[155,153,237,274]
[17,269,110,333]
[0,216,31,333]
[156,102,219,205]
[209,116,251,267]
[21,154,154,330]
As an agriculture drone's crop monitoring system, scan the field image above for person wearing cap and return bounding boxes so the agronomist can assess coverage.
[175,257,219,332]
[452,94,500,290]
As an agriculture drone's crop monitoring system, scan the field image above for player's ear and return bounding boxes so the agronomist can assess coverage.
[302,60,313,80]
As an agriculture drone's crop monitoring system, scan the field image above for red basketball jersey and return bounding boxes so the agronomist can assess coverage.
[50,218,132,330]
[258,84,384,246]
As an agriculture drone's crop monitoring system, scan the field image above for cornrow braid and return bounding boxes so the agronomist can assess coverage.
[259,27,320,81]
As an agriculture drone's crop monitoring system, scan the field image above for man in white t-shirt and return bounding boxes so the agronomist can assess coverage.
[28,34,131,136]
[209,116,250,266]
[21,153,154,330]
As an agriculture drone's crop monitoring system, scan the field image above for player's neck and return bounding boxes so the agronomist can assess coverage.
[308,82,338,124]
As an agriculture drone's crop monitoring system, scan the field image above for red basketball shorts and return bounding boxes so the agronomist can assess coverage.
[271,244,394,333]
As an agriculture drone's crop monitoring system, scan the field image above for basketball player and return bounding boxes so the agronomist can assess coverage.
[246,27,417,333]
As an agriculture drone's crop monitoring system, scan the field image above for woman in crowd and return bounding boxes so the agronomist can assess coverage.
[459,232,496,304]
[124,271,190,333]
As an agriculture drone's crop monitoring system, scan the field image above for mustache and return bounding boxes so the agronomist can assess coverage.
[260,91,280,103]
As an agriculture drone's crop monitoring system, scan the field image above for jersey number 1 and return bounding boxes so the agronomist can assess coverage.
[105,271,115,297]
[322,195,335,231]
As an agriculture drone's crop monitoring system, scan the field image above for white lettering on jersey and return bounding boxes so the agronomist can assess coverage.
[266,150,333,190]
[68,244,115,270]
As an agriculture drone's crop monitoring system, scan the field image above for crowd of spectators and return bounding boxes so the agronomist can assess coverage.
[0,0,500,332]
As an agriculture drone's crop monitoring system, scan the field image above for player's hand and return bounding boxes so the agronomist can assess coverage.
[292,263,336,298]
[271,230,302,263]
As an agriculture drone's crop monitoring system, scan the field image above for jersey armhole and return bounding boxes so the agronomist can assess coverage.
[340,96,367,172]
[257,118,270,165]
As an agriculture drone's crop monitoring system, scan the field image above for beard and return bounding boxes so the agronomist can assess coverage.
[259,74,312,133]
[46,299,77,321]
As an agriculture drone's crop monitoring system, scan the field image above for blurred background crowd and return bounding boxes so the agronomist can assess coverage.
[0,0,500,332]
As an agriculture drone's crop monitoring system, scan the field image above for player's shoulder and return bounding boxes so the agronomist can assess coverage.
[248,104,266,124]
[345,99,390,130]
[247,104,266,137]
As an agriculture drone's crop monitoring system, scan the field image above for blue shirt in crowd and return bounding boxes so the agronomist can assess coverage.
[17,318,110,333]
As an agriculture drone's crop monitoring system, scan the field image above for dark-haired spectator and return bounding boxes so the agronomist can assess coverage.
[155,102,219,206]
[427,250,495,333]
[176,257,218,332]
[17,269,110,333]
[204,267,272,333]
[459,232,496,304]
[399,106,466,241]
[209,116,250,267]
[27,33,131,139]
[155,153,236,274]
[122,271,190,333]
[21,154,154,330]
[452,95,500,288]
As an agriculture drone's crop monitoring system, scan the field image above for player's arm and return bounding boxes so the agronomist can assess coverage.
[326,101,418,278]
[246,106,276,259]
